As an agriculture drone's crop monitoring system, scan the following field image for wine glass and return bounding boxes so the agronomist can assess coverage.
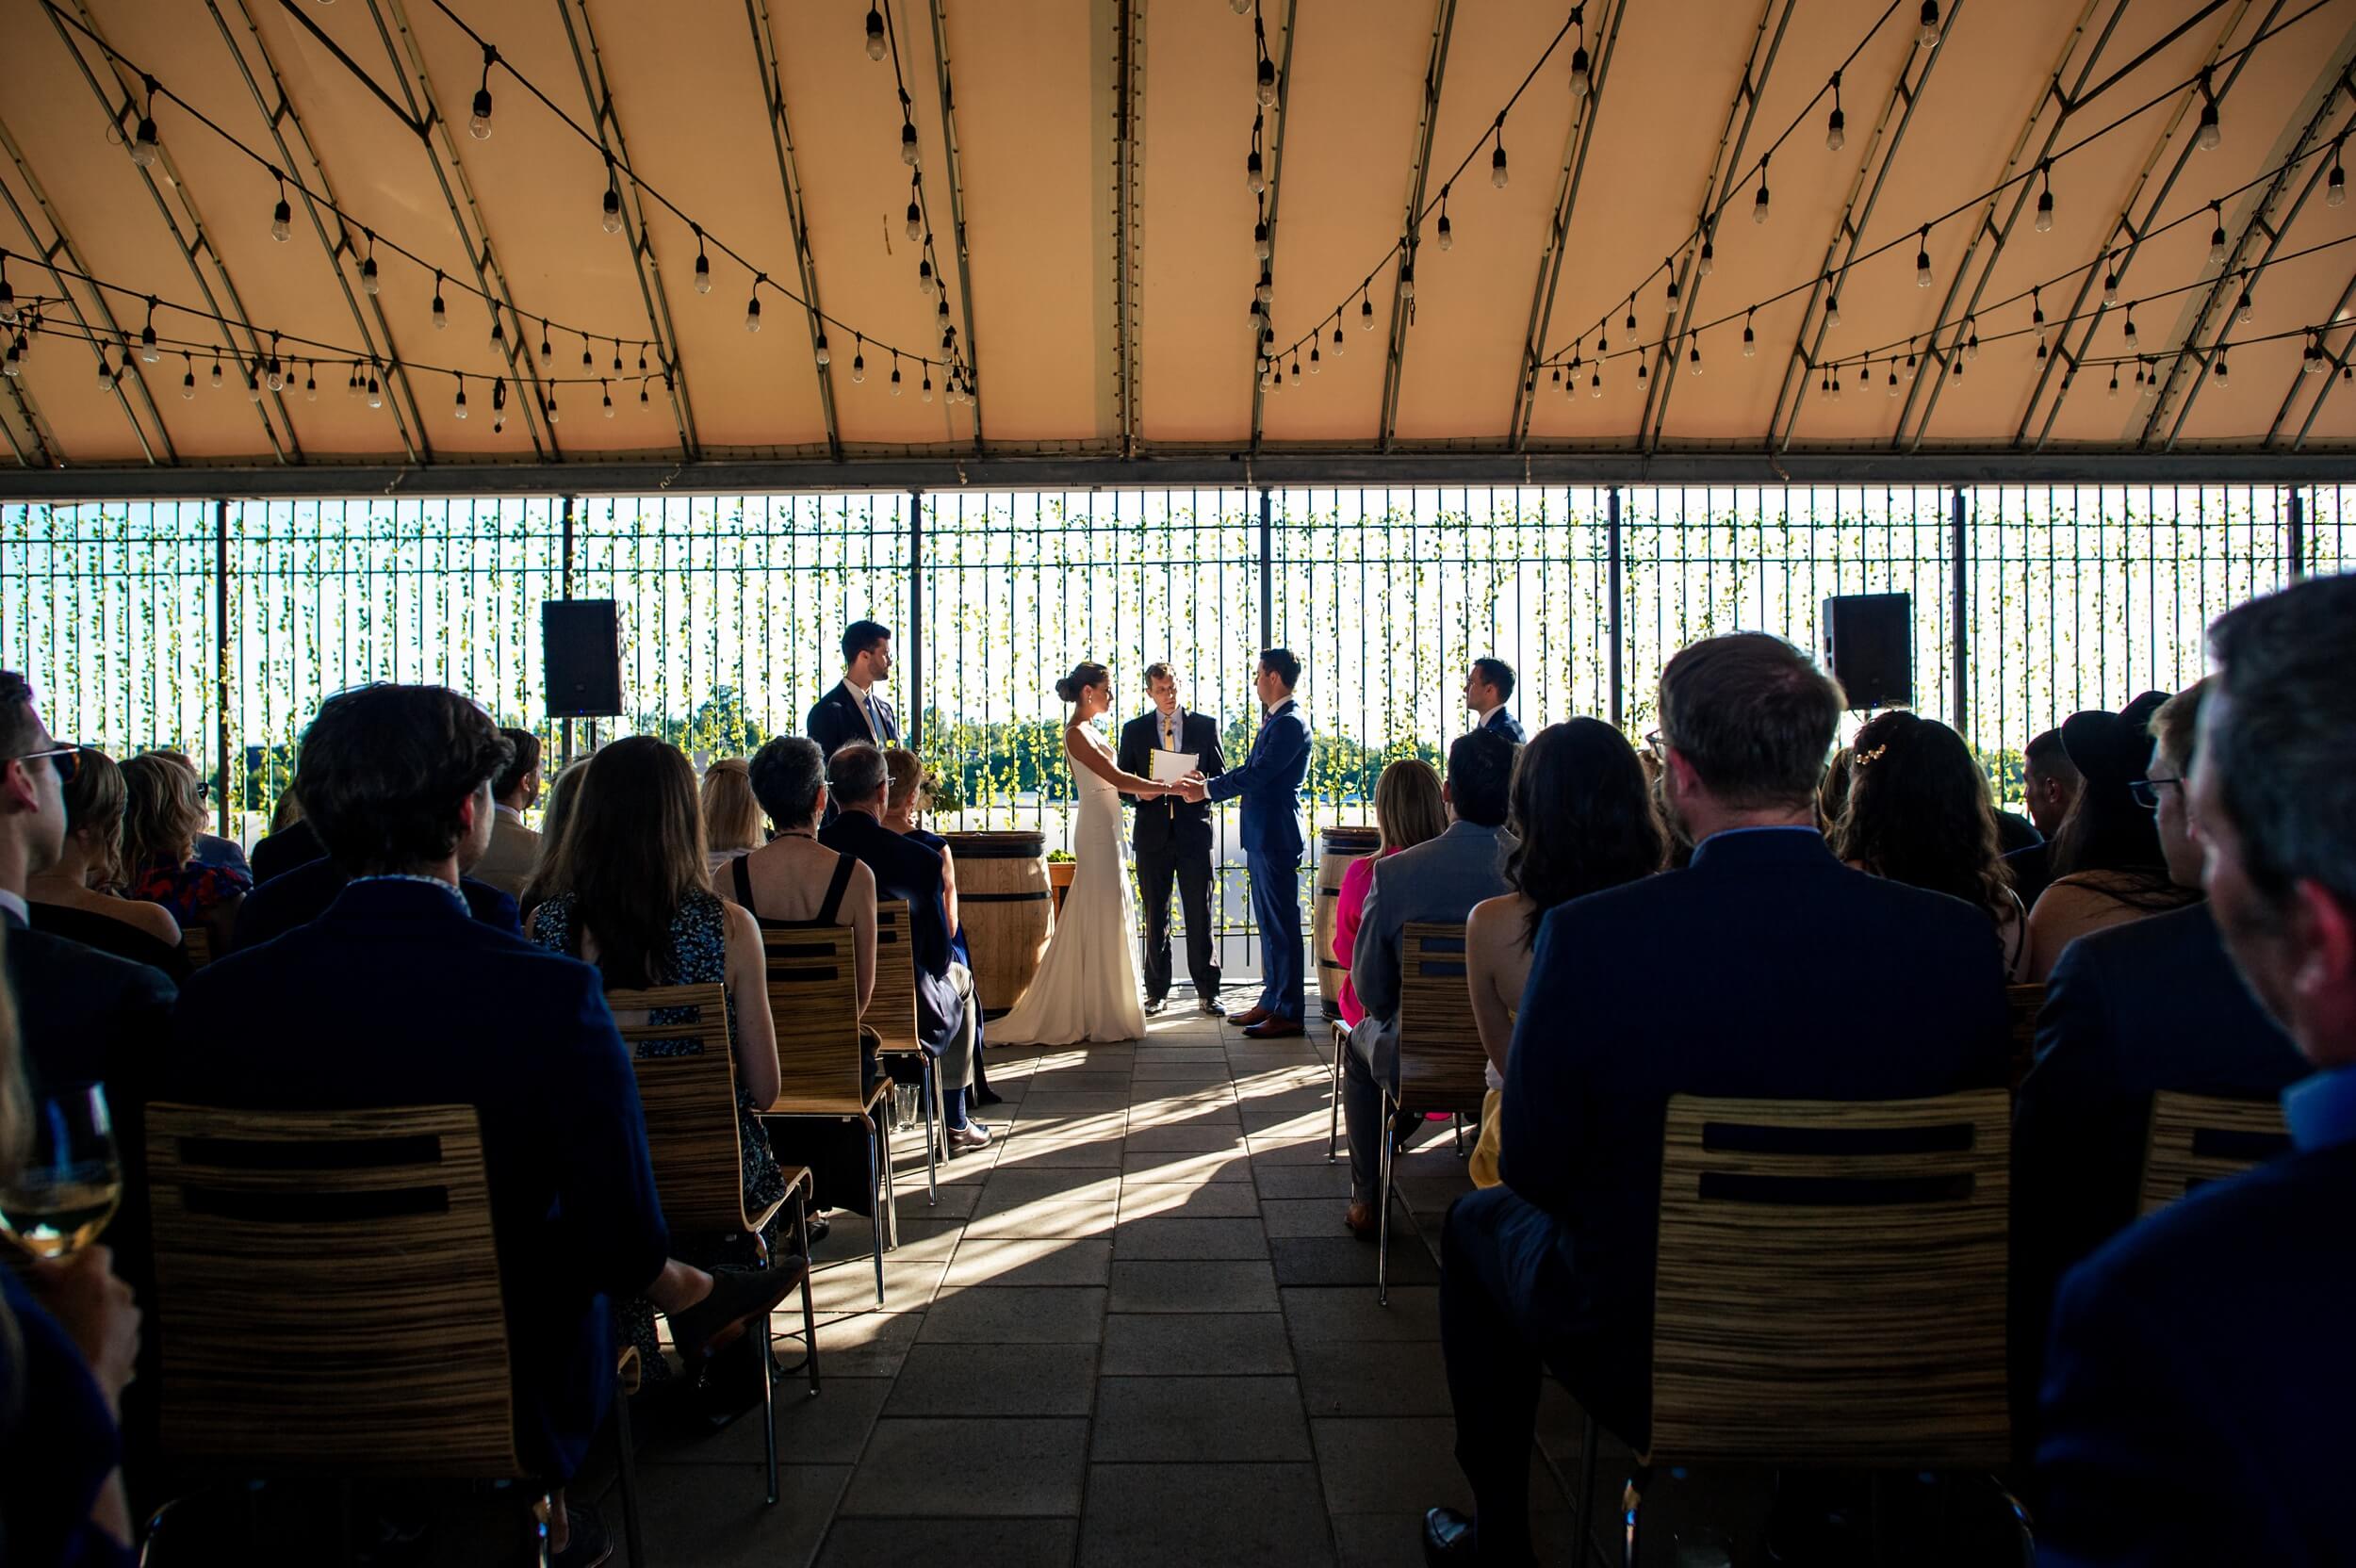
[0,1084,123,1261]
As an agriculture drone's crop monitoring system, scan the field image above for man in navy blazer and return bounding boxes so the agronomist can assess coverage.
[1422,634,2008,1567]
[807,618,900,758]
[2037,574,2356,1567]
[1183,648,1311,1037]
[1463,657,1526,745]
[162,684,797,1562]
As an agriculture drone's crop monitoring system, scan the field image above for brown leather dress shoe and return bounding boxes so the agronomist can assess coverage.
[1343,1201,1379,1240]
[1243,1016,1304,1038]
[1228,1004,1273,1027]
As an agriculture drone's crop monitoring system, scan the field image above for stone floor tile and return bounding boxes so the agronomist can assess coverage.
[1279,1285,1443,1342]
[881,1342,1099,1416]
[964,1169,1123,1238]
[797,1307,921,1378]
[1123,1123,1247,1152]
[639,1375,889,1467]
[1108,1259,1281,1314]
[813,1517,1082,1567]
[613,1462,849,1567]
[1018,1092,1132,1116]
[838,1417,1089,1517]
[1294,1339,1453,1417]
[916,1284,1108,1344]
[1271,1233,1439,1288]
[1116,1181,1266,1219]
[1113,1216,1270,1261]
[1310,1417,1565,1517]
[993,1137,1130,1170]
[1076,1462,1335,1568]
[1091,1375,1313,1462]
[1099,1311,1297,1376]
[943,1236,1115,1288]
[1121,1146,1254,1183]
[1261,1196,1350,1236]
[1253,1161,1355,1199]
[1246,1133,1341,1165]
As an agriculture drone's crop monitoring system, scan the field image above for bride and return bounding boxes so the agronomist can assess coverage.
[992,661,1175,1044]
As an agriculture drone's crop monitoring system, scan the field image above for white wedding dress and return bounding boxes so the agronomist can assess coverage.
[992,727,1148,1044]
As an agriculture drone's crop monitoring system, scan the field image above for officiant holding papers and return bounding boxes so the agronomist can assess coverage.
[1118,663,1227,1017]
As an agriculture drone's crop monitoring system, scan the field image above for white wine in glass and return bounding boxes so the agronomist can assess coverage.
[0,1084,123,1260]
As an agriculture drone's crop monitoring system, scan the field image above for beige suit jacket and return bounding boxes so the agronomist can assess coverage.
[472,812,541,901]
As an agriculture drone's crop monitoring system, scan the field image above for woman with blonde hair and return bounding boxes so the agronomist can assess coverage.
[26,748,186,976]
[701,758,764,876]
[1331,758,1448,1030]
[122,751,247,957]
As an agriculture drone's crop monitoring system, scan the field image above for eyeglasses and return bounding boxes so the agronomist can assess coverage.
[1644,729,1667,759]
[2129,774,2184,809]
[10,743,82,786]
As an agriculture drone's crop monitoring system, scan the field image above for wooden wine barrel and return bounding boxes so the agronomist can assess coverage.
[944,830,1053,1020]
[1313,825,1383,1023]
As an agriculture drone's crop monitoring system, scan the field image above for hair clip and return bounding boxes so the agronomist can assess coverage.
[1852,743,1890,766]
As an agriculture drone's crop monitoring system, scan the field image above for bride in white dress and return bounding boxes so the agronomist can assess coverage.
[992,662,1177,1045]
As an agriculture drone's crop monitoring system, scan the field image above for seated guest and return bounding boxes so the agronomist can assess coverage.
[1333,760,1448,1031]
[1424,633,2007,1566]
[145,749,247,874]
[1464,720,1664,1188]
[1994,808,2042,857]
[882,749,997,1105]
[1816,743,1856,834]
[0,946,145,1568]
[821,743,988,1147]
[1340,729,1518,1237]
[232,836,519,952]
[120,752,248,958]
[2024,694,2198,980]
[2004,727,2082,906]
[530,736,789,1386]
[1838,710,2031,979]
[164,685,797,1564]
[25,747,187,976]
[468,727,543,901]
[702,758,764,877]
[517,757,593,926]
[726,738,877,1013]
[247,786,322,885]
[2037,574,2356,1565]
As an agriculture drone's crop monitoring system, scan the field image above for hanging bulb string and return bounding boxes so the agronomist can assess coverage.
[864,0,973,390]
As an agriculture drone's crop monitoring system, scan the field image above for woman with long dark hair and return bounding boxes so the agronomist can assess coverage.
[1836,710,2029,979]
[1464,720,1666,1186]
[528,737,788,1383]
[2023,692,2200,980]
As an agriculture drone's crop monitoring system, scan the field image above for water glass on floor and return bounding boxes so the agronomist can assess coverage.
[893,1083,920,1135]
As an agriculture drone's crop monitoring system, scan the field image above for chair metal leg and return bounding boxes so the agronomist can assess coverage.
[1377,1086,1395,1306]
[1622,1465,1651,1568]
[1575,1414,1601,1568]
[614,1367,648,1563]
[865,1119,887,1307]
[1452,1113,1466,1157]
[533,1493,555,1568]
[795,1194,822,1396]
[1327,1026,1347,1161]
[760,1306,779,1507]
[924,1055,941,1203]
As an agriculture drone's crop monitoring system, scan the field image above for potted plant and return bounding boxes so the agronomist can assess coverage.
[1046,848,1077,914]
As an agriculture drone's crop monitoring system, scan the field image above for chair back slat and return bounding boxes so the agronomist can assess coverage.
[869,899,921,1055]
[1396,923,1488,1106]
[181,928,213,971]
[1650,1090,2012,1469]
[761,925,867,1114]
[144,1102,521,1478]
[605,982,752,1237]
[2140,1091,2292,1215]
[2004,984,2043,1090]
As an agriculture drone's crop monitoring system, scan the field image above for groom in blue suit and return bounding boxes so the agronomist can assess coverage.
[1184,648,1311,1038]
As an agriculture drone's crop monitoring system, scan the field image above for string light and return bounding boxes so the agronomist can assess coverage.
[303,362,317,400]
[1361,292,1374,331]
[2142,357,2159,399]
[2032,286,2046,342]
[2195,72,2220,152]
[865,5,886,60]
[2213,342,2230,388]
[1886,360,1899,396]
[1754,156,1771,223]
[1569,7,1590,100]
[469,46,495,140]
[247,365,263,401]
[906,195,923,244]
[1905,341,1918,380]
[138,298,159,362]
[2208,201,2228,267]
[1664,261,1679,305]
[1246,148,1266,197]
[1742,309,1756,356]
[1253,220,1271,261]
[489,314,507,355]
[366,368,382,409]
[1915,226,1932,287]
[360,232,378,297]
[265,337,284,391]
[130,76,159,168]
[922,368,934,402]
[1689,341,1702,376]
[919,257,937,300]
[1436,188,1453,252]
[209,354,223,389]
[270,172,291,242]
[601,160,624,235]
[745,279,763,334]
[453,373,468,419]
[2123,305,2138,350]
[2304,329,2325,374]
[1309,341,1321,374]
[95,348,112,393]
[694,228,712,295]
[891,353,904,394]
[2107,364,2119,397]
[1825,291,1841,329]
[1399,255,1415,302]
[1331,315,1344,356]
[640,379,652,411]
[539,324,553,362]
[2331,138,2347,206]
[1826,72,1845,153]
[2035,162,2053,233]
[815,331,831,367]
[2236,275,2254,325]
[1919,0,1940,46]
[2102,255,2119,305]
[900,119,921,169]
[432,272,447,331]
[544,387,557,422]
[1698,237,1714,277]
[1489,119,1509,189]
[0,261,12,323]
[852,337,867,384]
[492,378,507,433]
[1256,56,1278,108]
[1965,321,1978,360]
[180,352,194,399]
[602,380,615,417]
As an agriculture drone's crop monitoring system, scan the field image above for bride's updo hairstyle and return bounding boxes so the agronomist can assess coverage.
[1055,661,1109,705]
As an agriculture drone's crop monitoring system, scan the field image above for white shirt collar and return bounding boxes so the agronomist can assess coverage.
[494,803,525,825]
[844,677,873,703]
[0,889,26,926]
[1473,702,1504,727]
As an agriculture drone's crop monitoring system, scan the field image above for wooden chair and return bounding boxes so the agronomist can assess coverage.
[139,1102,642,1565]
[2004,983,2044,1090]
[755,924,898,1305]
[180,927,212,971]
[608,982,820,1508]
[2139,1090,2293,1215]
[867,898,941,1203]
[1374,922,1490,1304]
[1594,1090,2018,1565]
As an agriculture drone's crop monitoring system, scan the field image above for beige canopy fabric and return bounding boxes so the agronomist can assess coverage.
[2,0,2354,482]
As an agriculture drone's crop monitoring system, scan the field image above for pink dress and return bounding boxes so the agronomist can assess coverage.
[1332,849,1393,1028]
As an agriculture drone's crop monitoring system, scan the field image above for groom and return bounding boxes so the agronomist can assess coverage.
[1183,648,1310,1039]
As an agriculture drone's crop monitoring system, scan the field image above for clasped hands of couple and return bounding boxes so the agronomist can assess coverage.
[1133,771,1209,803]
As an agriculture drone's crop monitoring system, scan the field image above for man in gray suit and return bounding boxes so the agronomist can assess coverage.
[1341,727,1518,1235]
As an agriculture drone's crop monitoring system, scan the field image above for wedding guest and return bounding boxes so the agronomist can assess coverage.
[2023,694,2200,980]
[1817,744,1856,834]
[232,830,520,952]
[163,684,797,1565]
[728,737,877,1016]
[2004,727,2082,906]
[1463,658,1526,744]
[25,747,187,975]
[144,749,247,874]
[1333,760,1447,1030]
[703,758,765,876]
[468,726,543,901]
[0,939,143,1568]
[517,757,594,923]
[2038,574,2356,1565]
[1340,729,1517,1236]
[807,620,900,756]
[1464,720,1665,1188]
[884,748,997,1105]
[1837,710,2030,979]
[1185,649,1311,1038]
[248,786,322,885]
[530,736,788,1386]
[120,752,248,957]
[1424,633,2006,1566]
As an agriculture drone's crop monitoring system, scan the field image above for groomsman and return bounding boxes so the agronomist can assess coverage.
[1183,649,1310,1038]
[1118,663,1227,1017]
[1463,657,1525,743]
[808,619,900,755]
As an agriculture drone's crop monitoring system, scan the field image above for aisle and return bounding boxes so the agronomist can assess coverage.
[589,1006,1616,1567]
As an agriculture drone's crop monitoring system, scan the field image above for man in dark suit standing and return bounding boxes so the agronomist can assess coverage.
[1422,633,2008,1566]
[1118,662,1227,1017]
[2037,574,2356,1567]
[1182,649,1311,1038]
[807,619,900,757]
[1462,657,1526,745]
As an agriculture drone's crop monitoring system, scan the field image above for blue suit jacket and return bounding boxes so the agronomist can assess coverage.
[1499,827,2008,1439]
[2037,1139,2356,1566]
[1206,698,1310,859]
[1482,708,1527,744]
[162,880,669,1481]
[229,855,521,951]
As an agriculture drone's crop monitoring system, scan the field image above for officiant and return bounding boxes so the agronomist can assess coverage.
[1118,662,1227,1017]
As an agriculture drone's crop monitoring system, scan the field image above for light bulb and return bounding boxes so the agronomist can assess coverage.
[921,372,933,402]
[490,319,508,355]
[2214,351,2229,389]
[1753,178,1770,223]
[2305,337,2325,375]
[1490,142,1508,190]
[2123,313,2138,350]
[266,358,284,392]
[2331,157,2347,206]
[601,187,623,235]
[901,122,920,168]
[1825,295,1841,328]
[97,354,114,393]
[2102,270,2118,305]
[347,366,360,399]
[891,363,903,394]
[919,258,937,299]
[1698,240,1713,277]
[546,392,558,422]
[247,368,263,401]
[2236,287,2253,325]
[367,373,382,408]
[2035,189,2053,232]
[469,88,493,140]
[1399,264,1415,302]
[1919,1,1940,45]
[852,351,866,384]
[1570,46,1590,98]
[1742,321,1756,356]
[1916,244,1932,287]
[432,290,447,331]
[1289,357,1301,384]
[362,256,379,296]
[1230,0,1251,11]
[304,367,317,400]
[454,384,469,419]
[1332,321,1344,355]
[1826,106,1845,152]
[1636,359,1647,386]
[1361,297,1374,330]
[1436,212,1453,251]
[602,388,614,418]
[2196,100,2219,153]
[1690,345,1702,376]
[642,382,653,409]
[210,359,223,389]
[1830,369,1843,401]
[1906,351,1918,380]
[139,325,159,363]
[1255,271,1273,305]
[1589,368,1602,398]
[1253,221,1271,260]
[3,341,18,378]
[906,201,923,243]
[815,334,832,367]
[2209,211,2227,266]
[180,366,195,399]
[1246,150,1265,196]
[271,197,291,242]
[1887,364,1899,396]
[1309,344,1320,374]
[1257,57,1277,106]
[865,6,886,58]
[131,116,158,168]
[0,277,12,323]
[745,295,762,333]
[695,253,711,294]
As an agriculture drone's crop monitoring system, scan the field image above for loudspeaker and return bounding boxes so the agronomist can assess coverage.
[543,599,622,718]
[1821,593,1912,710]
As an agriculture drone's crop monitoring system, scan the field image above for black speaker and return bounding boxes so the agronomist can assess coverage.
[1821,593,1912,710]
[543,599,622,718]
